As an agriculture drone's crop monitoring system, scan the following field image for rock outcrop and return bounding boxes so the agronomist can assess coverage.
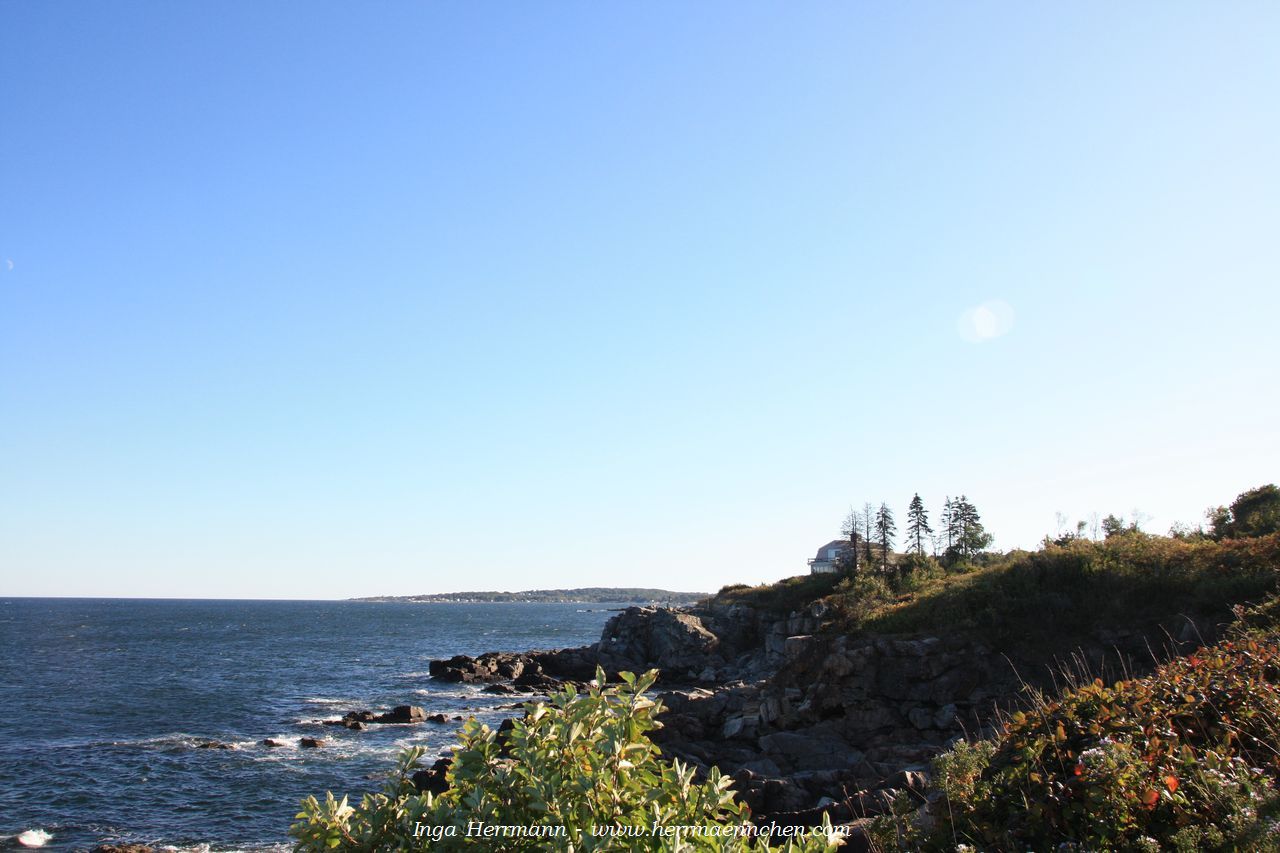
[595,606,724,680]
[428,648,598,687]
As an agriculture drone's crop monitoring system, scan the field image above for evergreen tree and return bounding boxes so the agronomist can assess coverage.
[905,493,933,554]
[953,495,992,558]
[875,502,896,572]
[1101,513,1127,538]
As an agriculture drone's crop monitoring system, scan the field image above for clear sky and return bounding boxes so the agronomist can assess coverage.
[2,2,1277,599]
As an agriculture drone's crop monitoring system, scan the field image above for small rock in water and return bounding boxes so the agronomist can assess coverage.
[91,845,155,853]
[262,738,286,748]
[300,737,325,748]
[195,741,235,750]
[17,829,52,847]
[482,683,518,695]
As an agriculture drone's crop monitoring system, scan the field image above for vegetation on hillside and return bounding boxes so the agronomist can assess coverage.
[872,595,1280,851]
[856,532,1280,649]
[712,573,846,614]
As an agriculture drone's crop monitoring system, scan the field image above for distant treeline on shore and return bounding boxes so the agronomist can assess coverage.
[351,587,708,604]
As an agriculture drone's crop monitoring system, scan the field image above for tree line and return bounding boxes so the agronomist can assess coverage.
[1052,484,1280,545]
[838,493,992,573]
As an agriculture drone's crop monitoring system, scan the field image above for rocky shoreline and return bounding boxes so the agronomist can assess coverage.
[419,598,1223,838]
[80,597,1227,853]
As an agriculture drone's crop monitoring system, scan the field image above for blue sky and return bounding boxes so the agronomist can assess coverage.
[2,2,1277,598]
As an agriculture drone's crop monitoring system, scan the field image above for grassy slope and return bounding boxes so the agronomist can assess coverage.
[711,533,1280,655]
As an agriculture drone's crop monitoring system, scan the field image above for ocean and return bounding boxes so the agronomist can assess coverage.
[0,598,621,851]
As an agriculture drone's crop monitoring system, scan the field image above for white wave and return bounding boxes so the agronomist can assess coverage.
[300,697,355,706]
[92,733,202,749]
[17,828,52,847]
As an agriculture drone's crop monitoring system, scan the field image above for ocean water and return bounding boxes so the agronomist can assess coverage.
[0,598,621,851]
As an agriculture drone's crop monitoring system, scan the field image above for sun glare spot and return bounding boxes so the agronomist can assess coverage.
[958,299,1015,343]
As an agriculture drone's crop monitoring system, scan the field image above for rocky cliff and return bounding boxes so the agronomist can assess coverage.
[429,599,1224,826]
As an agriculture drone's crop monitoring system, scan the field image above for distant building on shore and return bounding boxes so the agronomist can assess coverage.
[808,539,854,574]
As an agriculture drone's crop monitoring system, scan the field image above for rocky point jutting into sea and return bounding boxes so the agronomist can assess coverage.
[423,596,1222,832]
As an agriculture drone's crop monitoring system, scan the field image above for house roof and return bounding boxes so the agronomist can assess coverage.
[813,539,852,561]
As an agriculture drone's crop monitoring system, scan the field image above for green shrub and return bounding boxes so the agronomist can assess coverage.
[291,668,843,851]
[892,554,944,593]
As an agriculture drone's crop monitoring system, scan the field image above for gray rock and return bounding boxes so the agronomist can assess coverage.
[783,635,814,660]
[376,705,427,723]
[722,715,748,738]
[758,731,864,773]
[907,706,935,730]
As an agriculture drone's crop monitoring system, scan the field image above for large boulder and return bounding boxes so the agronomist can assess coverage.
[597,607,723,680]
[376,705,427,724]
[412,757,454,796]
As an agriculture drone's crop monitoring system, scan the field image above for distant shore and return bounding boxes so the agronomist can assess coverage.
[351,587,708,605]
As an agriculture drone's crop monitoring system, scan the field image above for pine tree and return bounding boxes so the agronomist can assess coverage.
[905,493,933,554]
[953,495,991,558]
[875,502,896,572]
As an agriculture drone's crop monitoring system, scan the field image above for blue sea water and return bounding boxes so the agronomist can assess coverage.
[0,598,621,851]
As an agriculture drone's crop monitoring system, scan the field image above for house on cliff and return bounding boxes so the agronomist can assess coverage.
[808,539,854,574]
[809,538,894,574]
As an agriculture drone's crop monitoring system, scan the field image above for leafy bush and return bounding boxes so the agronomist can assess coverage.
[876,598,1280,851]
[292,669,843,851]
[1209,484,1280,540]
